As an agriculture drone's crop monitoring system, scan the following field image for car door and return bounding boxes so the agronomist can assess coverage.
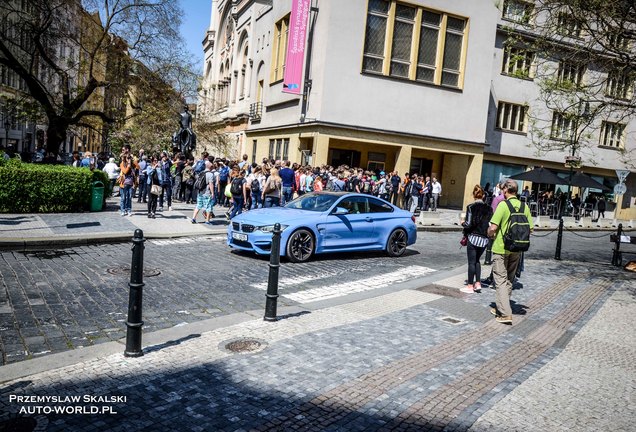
[321,196,375,250]
[367,197,397,247]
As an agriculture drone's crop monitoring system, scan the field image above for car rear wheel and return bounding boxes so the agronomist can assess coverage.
[386,229,408,257]
[286,229,314,263]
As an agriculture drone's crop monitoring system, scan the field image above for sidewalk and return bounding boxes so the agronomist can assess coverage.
[0,197,624,248]
[0,258,633,431]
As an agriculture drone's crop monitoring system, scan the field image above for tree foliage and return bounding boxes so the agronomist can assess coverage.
[0,0,196,157]
[500,0,636,167]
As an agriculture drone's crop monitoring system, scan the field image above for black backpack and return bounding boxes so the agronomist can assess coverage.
[251,178,260,192]
[404,182,413,197]
[194,172,208,191]
[503,200,531,252]
[230,177,243,195]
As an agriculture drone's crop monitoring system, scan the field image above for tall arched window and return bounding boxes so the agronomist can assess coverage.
[225,60,231,107]
[240,45,248,99]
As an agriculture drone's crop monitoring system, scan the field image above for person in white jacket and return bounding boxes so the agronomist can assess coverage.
[102,158,120,196]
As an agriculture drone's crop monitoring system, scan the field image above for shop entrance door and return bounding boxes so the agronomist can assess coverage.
[330,149,361,168]
[410,158,433,176]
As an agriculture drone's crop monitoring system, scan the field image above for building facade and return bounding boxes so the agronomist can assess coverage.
[198,0,634,214]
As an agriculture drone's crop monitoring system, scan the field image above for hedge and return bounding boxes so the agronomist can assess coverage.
[0,157,111,213]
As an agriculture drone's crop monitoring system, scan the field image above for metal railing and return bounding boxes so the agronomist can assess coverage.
[249,102,263,121]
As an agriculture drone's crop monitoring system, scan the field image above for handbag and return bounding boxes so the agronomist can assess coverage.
[150,184,162,196]
[460,236,468,247]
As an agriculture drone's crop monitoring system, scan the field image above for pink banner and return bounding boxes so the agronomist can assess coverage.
[282,0,310,94]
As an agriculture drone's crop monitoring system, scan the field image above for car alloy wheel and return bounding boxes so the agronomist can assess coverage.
[386,229,407,257]
[286,229,314,263]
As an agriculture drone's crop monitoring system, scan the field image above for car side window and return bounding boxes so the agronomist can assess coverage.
[368,197,394,213]
[337,197,369,214]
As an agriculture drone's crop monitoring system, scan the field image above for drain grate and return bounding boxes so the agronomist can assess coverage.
[221,338,267,354]
[440,316,464,325]
[106,267,161,277]
[21,250,77,259]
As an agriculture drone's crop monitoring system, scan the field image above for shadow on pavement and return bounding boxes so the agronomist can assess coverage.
[0,357,477,431]
[143,334,202,355]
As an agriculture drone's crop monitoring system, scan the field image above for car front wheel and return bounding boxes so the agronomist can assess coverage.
[286,229,314,263]
[386,229,408,257]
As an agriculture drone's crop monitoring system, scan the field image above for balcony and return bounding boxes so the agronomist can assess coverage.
[249,102,262,121]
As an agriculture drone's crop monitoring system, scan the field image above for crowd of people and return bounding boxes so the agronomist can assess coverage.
[93,148,449,221]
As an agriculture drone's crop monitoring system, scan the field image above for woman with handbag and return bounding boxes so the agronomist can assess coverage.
[262,168,283,208]
[146,156,162,218]
[119,155,135,216]
[460,185,493,293]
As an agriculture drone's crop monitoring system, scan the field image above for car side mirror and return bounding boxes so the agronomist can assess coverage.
[332,207,348,215]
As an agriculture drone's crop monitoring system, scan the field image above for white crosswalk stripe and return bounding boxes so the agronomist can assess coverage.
[281,265,436,304]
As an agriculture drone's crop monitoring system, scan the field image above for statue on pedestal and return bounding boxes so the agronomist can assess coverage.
[173,105,196,156]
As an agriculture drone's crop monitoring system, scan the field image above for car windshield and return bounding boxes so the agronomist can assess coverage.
[285,193,340,212]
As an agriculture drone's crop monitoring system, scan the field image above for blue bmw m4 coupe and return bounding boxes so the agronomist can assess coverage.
[227,192,417,262]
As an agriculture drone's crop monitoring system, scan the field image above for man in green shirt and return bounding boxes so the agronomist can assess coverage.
[487,179,533,324]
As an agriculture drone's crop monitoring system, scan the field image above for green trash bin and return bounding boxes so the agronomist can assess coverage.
[90,181,105,212]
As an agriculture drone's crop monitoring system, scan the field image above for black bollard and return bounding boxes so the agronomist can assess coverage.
[554,218,564,260]
[264,223,282,322]
[125,229,145,357]
[612,223,623,267]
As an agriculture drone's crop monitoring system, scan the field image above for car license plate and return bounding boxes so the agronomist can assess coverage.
[232,232,247,241]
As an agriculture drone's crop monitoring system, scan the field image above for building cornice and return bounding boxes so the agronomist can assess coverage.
[247,120,487,149]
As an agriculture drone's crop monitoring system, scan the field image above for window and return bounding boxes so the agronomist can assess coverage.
[282,139,289,161]
[252,140,257,164]
[606,69,634,100]
[556,12,582,38]
[390,4,416,78]
[557,61,584,87]
[502,0,533,24]
[275,139,281,160]
[608,32,629,51]
[502,46,534,78]
[362,1,468,88]
[550,112,575,141]
[497,102,527,133]
[338,197,369,214]
[362,0,389,73]
[268,138,289,161]
[368,197,394,213]
[600,121,625,148]
[270,15,289,83]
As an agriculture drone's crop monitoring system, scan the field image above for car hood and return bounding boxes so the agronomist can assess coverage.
[232,207,323,226]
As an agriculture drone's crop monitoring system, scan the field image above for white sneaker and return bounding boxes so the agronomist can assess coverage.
[168,206,172,211]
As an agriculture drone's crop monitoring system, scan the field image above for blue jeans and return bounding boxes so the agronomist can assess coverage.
[264,196,280,208]
[282,186,293,205]
[230,196,244,219]
[120,184,133,213]
[251,191,261,209]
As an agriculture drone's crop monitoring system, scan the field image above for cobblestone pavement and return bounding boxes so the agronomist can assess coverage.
[0,228,629,366]
[0,257,633,431]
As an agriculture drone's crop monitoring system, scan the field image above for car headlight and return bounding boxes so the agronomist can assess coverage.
[257,224,289,232]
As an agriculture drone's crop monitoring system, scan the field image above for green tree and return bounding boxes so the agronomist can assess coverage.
[501,0,635,167]
[0,0,188,157]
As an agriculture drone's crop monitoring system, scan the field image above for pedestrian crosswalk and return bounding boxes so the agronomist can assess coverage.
[149,236,225,246]
[253,265,436,304]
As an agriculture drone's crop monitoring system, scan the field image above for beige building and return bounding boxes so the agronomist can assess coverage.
[199,0,634,213]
